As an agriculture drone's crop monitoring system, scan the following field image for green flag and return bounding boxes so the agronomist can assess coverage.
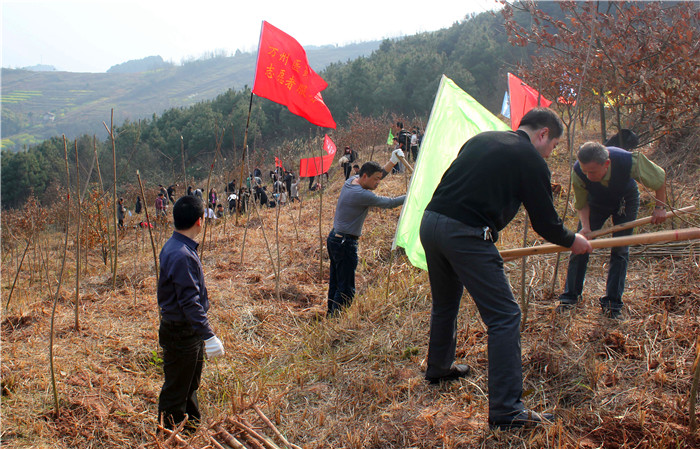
[393,75,510,270]
[386,128,395,145]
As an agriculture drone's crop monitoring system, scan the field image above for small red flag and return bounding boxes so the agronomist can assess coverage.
[253,21,336,129]
[507,73,552,130]
[299,134,336,177]
[275,157,284,171]
[322,134,336,156]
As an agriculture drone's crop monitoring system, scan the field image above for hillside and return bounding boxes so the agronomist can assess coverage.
[1,140,699,447]
[0,42,380,152]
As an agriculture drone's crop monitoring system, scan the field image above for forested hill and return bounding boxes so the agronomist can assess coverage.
[1,7,540,209]
[0,41,381,152]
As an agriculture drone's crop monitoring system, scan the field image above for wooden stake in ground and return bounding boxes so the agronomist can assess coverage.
[103,109,119,289]
[5,240,30,310]
[518,214,530,331]
[73,139,82,330]
[200,126,225,259]
[137,171,159,283]
[93,135,114,271]
[49,135,73,417]
[235,93,254,227]
[318,137,325,282]
[500,228,700,260]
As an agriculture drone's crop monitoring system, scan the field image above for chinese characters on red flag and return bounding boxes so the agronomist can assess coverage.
[323,134,336,156]
[253,21,336,129]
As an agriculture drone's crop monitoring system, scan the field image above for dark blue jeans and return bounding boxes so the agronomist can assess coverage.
[420,210,524,421]
[560,192,639,311]
[327,231,358,316]
[158,321,204,429]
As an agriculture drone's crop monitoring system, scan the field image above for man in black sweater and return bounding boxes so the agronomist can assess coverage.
[420,108,592,430]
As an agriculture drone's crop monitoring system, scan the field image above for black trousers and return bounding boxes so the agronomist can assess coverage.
[420,210,524,420]
[158,321,204,429]
[326,231,359,315]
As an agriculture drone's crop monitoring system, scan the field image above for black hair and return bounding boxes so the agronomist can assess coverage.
[173,195,204,230]
[517,107,564,139]
[396,121,403,129]
[359,161,383,178]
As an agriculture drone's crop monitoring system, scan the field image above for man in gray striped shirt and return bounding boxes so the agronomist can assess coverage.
[327,151,406,316]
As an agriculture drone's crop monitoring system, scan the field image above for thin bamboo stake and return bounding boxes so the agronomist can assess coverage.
[240,146,277,275]
[93,136,114,271]
[285,202,300,241]
[5,240,30,310]
[240,146,252,264]
[519,214,530,331]
[73,139,81,330]
[501,228,700,260]
[201,127,225,259]
[549,20,596,295]
[275,187,281,301]
[103,109,118,289]
[318,136,324,282]
[81,148,96,199]
[252,404,303,449]
[49,135,72,417]
[137,171,159,283]
[180,135,186,193]
[235,92,254,227]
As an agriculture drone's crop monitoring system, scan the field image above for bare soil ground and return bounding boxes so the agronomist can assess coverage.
[2,143,699,448]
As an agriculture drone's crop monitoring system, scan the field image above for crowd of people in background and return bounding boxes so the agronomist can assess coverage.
[117,166,317,230]
[112,126,425,232]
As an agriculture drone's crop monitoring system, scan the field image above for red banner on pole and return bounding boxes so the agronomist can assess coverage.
[252,21,336,129]
[507,72,552,130]
[299,134,336,177]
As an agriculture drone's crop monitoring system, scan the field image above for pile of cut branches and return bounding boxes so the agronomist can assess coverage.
[142,404,301,449]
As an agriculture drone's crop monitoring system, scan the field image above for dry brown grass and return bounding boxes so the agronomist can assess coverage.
[2,145,700,448]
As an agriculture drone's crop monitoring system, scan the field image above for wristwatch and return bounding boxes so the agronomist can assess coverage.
[654,205,665,210]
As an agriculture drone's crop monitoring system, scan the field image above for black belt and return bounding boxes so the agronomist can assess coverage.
[331,229,359,240]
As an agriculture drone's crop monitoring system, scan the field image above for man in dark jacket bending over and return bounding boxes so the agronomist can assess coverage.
[420,108,592,429]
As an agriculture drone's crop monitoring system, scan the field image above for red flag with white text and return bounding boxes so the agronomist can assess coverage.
[299,134,336,177]
[322,134,336,156]
[507,73,552,130]
[253,21,336,128]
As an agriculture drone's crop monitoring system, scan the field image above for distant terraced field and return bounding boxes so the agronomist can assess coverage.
[1,42,380,152]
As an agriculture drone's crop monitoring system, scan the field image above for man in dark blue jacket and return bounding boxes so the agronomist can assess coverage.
[157,195,224,432]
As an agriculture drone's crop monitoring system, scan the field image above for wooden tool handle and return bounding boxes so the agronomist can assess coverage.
[397,155,414,174]
[500,228,700,260]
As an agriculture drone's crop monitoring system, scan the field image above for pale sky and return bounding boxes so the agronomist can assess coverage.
[2,0,500,73]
